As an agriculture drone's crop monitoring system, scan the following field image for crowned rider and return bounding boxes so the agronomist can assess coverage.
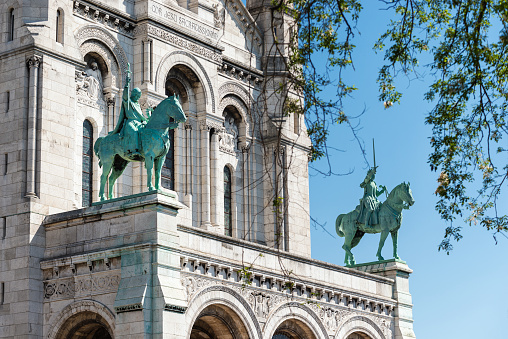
[110,66,147,157]
[357,167,386,227]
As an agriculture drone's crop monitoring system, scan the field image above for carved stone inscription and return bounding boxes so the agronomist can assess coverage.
[150,4,219,40]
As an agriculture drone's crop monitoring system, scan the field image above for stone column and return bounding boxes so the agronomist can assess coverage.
[185,124,192,194]
[25,55,42,198]
[106,95,116,133]
[352,260,416,339]
[200,121,212,228]
[210,130,220,227]
[142,38,152,84]
[242,146,250,240]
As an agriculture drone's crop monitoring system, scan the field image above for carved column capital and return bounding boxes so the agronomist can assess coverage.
[26,55,42,68]
[184,123,192,130]
[106,96,116,107]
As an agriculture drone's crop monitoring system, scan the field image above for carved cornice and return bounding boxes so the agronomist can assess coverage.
[219,61,263,86]
[73,1,135,36]
[134,23,223,64]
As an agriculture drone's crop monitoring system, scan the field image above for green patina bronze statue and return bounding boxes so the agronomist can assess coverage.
[336,165,415,266]
[94,65,187,201]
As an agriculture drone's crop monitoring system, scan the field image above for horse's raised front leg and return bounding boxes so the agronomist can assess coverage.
[376,229,389,261]
[144,154,156,191]
[391,229,400,260]
[154,157,164,190]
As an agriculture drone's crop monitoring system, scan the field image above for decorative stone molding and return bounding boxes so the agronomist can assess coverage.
[218,82,253,107]
[73,1,135,36]
[75,25,129,80]
[43,271,121,301]
[134,24,223,64]
[155,51,216,113]
[219,62,262,85]
[199,120,224,132]
[79,40,120,89]
[114,303,143,313]
[164,304,187,313]
[179,255,396,335]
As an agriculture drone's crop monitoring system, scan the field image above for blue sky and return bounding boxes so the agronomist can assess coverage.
[307,4,508,338]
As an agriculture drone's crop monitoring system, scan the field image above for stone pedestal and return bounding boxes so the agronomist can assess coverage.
[351,259,416,339]
[43,191,188,338]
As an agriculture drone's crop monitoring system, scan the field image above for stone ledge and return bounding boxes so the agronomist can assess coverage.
[178,224,395,285]
[350,259,413,275]
[43,190,185,228]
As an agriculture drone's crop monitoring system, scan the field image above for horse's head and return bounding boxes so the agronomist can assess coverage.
[166,94,187,124]
[400,182,415,207]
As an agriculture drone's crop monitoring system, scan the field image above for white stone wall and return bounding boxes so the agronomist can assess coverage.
[0,0,408,338]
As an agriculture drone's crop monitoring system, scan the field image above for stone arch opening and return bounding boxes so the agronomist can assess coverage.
[190,304,250,339]
[271,319,317,339]
[346,332,373,339]
[55,311,113,339]
[165,65,198,114]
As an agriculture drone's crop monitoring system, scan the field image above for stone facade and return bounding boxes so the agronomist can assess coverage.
[0,0,415,338]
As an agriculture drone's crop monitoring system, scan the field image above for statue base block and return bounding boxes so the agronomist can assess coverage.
[351,259,416,339]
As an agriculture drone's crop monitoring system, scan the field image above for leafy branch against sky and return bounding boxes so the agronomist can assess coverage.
[271,0,508,249]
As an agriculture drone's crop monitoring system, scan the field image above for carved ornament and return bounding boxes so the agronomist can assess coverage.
[135,24,223,64]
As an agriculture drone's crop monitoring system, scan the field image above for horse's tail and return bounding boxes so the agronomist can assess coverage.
[94,136,103,167]
[336,214,345,237]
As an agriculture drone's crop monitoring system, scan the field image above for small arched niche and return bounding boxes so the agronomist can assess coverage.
[55,311,113,339]
[190,304,249,339]
[271,319,317,339]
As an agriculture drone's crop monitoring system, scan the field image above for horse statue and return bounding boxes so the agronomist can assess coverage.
[336,182,414,266]
[94,95,187,201]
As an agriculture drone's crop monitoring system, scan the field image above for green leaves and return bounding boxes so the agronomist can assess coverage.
[279,0,507,247]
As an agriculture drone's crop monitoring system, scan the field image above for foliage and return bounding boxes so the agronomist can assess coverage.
[270,0,508,249]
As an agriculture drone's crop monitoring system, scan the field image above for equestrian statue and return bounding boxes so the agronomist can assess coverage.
[336,142,415,266]
[94,64,187,201]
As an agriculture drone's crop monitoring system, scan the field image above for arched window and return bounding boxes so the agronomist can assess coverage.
[224,166,232,236]
[8,9,14,42]
[161,128,175,190]
[82,120,93,207]
[56,9,64,43]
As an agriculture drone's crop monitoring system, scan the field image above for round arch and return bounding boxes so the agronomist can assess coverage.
[47,300,115,339]
[334,315,388,339]
[186,285,262,339]
[220,94,252,142]
[155,51,215,114]
[263,302,328,339]
[75,25,128,83]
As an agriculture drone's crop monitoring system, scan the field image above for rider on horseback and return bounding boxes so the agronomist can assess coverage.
[357,167,386,228]
[110,70,147,157]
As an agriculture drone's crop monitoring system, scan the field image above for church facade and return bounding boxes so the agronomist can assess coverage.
[0,1,416,338]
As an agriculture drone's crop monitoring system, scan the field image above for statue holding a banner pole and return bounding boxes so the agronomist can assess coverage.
[336,140,415,266]
[94,64,187,201]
